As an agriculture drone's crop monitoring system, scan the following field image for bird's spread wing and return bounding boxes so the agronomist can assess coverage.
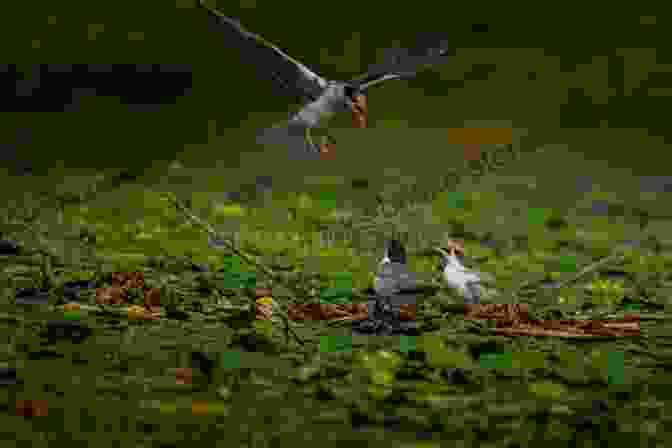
[353,38,449,91]
[199,1,327,101]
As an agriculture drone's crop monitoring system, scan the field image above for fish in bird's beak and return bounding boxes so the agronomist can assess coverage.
[319,141,336,159]
[350,94,368,128]
[441,239,465,257]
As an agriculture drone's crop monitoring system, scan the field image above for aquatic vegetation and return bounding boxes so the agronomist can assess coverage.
[0,165,669,447]
[584,278,626,305]
[211,203,246,218]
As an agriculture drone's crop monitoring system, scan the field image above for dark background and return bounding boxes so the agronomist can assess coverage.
[1,1,670,183]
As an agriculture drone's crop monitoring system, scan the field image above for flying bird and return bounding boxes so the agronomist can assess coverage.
[198,1,449,157]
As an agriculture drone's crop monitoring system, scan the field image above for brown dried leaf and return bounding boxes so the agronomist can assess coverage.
[96,286,128,305]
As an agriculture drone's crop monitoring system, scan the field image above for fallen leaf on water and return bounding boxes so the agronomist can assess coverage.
[16,399,49,417]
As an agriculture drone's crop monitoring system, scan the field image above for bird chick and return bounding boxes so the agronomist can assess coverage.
[435,242,487,304]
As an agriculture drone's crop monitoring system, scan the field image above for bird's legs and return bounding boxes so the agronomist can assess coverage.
[304,127,318,153]
[305,127,337,156]
[320,133,337,147]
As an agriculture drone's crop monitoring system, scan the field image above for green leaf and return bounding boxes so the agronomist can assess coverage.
[399,336,416,353]
[157,402,178,414]
[528,381,567,400]
[217,272,256,289]
[67,270,96,282]
[420,336,471,369]
[63,311,81,321]
[319,335,353,353]
[253,320,273,339]
[607,351,625,385]
[100,252,147,271]
[371,350,403,371]
[527,207,549,227]
[221,350,243,369]
[319,296,351,305]
[479,352,513,369]
[317,192,338,211]
[558,255,578,273]
[320,287,354,301]
[446,191,466,209]
[556,349,583,368]
[367,384,393,400]
[512,351,547,370]
[211,203,246,218]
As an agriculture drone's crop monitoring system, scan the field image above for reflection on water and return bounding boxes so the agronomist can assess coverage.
[590,200,611,216]
[574,175,594,193]
[640,176,672,193]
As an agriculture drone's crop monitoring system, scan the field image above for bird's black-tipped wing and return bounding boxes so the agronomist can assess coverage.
[374,263,416,297]
[353,38,449,91]
[374,263,437,298]
[198,1,327,101]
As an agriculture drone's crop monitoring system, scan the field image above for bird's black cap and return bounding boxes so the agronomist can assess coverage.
[385,239,407,264]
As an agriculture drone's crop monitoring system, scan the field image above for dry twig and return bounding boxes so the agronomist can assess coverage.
[164,194,305,345]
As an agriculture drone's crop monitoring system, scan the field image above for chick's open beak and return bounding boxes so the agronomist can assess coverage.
[437,246,464,257]
[444,239,466,256]
[350,94,368,128]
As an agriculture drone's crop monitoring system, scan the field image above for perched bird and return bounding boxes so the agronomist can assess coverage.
[198,1,449,156]
[434,240,493,304]
[355,239,433,335]
[374,239,417,298]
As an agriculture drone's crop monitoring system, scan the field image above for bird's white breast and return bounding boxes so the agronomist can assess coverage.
[294,84,346,127]
[442,260,481,290]
[442,265,470,289]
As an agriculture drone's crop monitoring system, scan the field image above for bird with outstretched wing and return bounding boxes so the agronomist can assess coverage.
[198,1,449,158]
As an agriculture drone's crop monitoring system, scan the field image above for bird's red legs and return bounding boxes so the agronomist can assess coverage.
[304,127,318,152]
[318,94,368,156]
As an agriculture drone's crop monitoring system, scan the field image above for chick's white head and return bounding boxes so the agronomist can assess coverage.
[435,246,484,303]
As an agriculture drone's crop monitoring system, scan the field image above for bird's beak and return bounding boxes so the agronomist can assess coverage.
[350,94,368,128]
